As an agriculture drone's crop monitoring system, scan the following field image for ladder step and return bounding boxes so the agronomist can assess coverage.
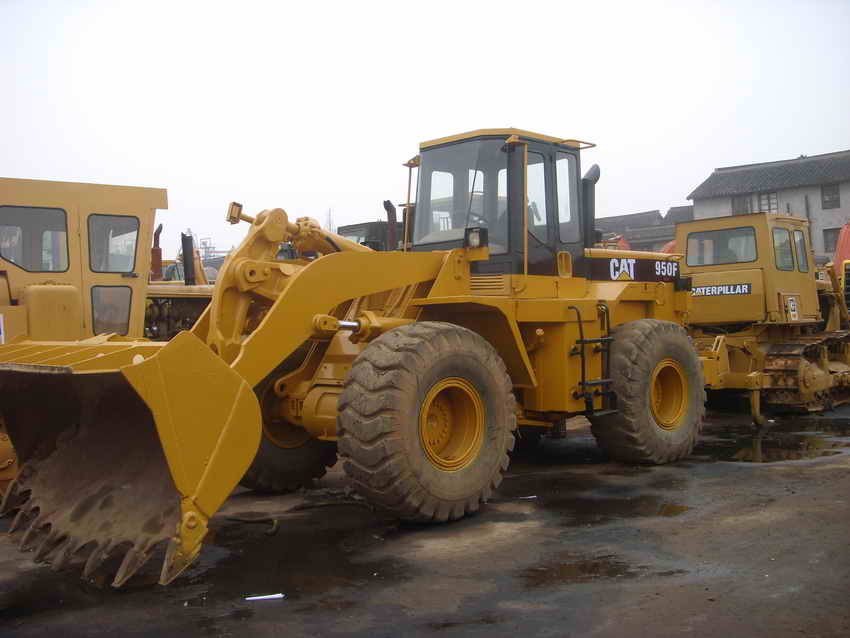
[575,337,613,344]
[581,378,612,387]
[589,409,618,417]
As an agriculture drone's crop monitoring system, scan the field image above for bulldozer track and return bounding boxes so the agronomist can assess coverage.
[763,330,850,412]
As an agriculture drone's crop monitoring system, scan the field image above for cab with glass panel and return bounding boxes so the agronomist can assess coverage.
[409,130,587,277]
[678,212,819,327]
[0,177,164,342]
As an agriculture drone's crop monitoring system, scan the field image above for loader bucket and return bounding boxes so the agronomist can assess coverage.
[0,332,262,587]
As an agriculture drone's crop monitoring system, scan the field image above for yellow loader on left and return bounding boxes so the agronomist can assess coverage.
[0,177,211,491]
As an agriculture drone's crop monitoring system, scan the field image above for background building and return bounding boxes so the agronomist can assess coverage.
[596,206,693,251]
[688,150,850,260]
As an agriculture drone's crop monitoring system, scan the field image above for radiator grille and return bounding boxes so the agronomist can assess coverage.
[469,275,508,295]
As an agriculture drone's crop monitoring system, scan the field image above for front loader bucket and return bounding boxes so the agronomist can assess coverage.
[0,332,262,587]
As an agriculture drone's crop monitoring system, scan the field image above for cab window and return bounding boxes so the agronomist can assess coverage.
[88,214,139,273]
[413,139,508,254]
[91,286,132,335]
[793,230,809,272]
[0,206,69,272]
[773,227,794,271]
[556,152,578,243]
[527,152,548,242]
[686,226,756,266]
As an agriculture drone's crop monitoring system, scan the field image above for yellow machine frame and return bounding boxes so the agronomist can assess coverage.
[0,130,698,587]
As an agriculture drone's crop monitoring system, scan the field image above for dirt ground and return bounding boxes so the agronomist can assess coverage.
[1,406,849,638]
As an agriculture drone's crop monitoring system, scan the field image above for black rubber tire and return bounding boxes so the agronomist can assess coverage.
[239,341,337,493]
[239,435,337,493]
[337,321,516,522]
[590,319,705,464]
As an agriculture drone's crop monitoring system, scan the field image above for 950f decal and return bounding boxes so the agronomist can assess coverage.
[589,257,680,283]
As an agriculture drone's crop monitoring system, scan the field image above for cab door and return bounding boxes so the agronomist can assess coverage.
[0,179,85,340]
[79,205,147,338]
[771,222,818,323]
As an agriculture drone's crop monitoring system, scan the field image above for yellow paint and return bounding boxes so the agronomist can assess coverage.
[419,377,485,471]
[420,128,595,150]
[650,358,688,430]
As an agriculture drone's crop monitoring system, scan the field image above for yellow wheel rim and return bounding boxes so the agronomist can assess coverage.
[419,377,485,471]
[263,420,311,449]
[650,358,689,430]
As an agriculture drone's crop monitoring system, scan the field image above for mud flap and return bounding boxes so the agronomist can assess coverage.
[0,332,262,586]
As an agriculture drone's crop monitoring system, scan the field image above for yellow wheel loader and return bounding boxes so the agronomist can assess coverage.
[0,129,703,587]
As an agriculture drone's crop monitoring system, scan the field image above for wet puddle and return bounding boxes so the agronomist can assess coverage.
[0,504,410,630]
[494,471,691,525]
[520,553,643,587]
[695,414,850,463]
[427,614,505,631]
[175,505,410,625]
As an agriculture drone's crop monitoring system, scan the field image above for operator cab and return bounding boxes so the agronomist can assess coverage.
[677,212,819,326]
[410,129,595,275]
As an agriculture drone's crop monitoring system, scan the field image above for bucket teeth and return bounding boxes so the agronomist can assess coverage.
[0,370,183,587]
[1,479,22,513]
[47,538,76,571]
[9,505,30,534]
[19,514,47,551]
[83,541,112,580]
[33,529,61,562]
[112,546,152,588]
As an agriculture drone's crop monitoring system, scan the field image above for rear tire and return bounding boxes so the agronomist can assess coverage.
[337,321,516,522]
[590,319,705,464]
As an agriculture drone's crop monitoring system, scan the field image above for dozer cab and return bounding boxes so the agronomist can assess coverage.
[0,129,704,587]
[0,177,212,344]
[678,212,850,421]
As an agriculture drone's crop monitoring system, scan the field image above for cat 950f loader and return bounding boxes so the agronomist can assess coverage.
[0,130,702,586]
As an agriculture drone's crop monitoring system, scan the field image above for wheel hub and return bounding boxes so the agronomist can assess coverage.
[650,358,688,430]
[419,377,485,471]
[264,419,311,449]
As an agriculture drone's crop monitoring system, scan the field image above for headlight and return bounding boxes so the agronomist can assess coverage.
[464,227,488,249]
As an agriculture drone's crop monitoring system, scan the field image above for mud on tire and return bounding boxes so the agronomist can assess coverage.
[590,319,705,464]
[239,436,337,493]
[337,321,516,522]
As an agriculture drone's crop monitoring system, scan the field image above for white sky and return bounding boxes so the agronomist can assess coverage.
[2,0,849,257]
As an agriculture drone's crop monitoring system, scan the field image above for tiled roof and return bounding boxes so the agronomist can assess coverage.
[688,150,850,200]
[665,205,693,223]
[595,210,663,232]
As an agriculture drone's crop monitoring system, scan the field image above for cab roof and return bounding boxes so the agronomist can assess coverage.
[420,128,595,151]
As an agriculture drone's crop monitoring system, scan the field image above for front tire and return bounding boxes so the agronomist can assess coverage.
[337,322,516,522]
[590,319,705,464]
[239,428,337,493]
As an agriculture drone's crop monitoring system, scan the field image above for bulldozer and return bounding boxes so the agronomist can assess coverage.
[0,129,705,587]
[678,212,850,421]
[0,177,213,492]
